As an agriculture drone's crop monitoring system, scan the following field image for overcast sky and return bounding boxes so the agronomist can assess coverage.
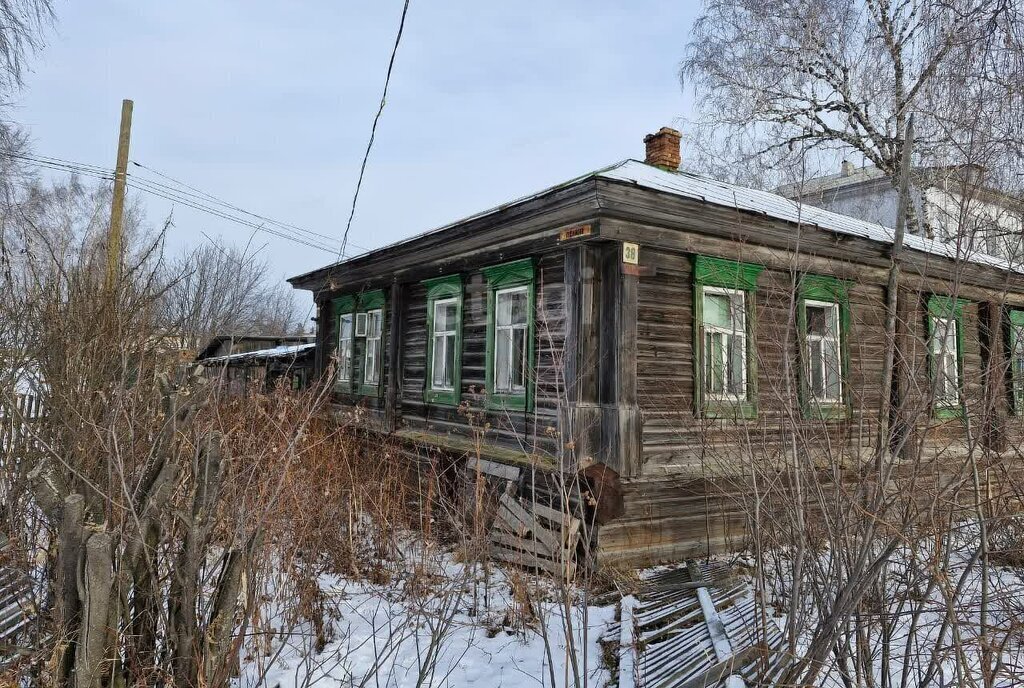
[15,1,698,283]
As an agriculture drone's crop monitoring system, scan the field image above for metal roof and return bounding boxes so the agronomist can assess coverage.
[199,343,315,365]
[598,160,1019,273]
[290,159,1021,285]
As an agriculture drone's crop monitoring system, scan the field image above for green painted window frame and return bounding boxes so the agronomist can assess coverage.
[357,290,386,397]
[423,275,464,406]
[797,274,852,420]
[927,295,967,420]
[1008,309,1024,415]
[693,255,763,419]
[483,258,535,412]
[333,295,356,389]
[333,290,386,397]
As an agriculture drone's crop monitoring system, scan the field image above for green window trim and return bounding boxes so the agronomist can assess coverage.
[483,258,535,412]
[926,295,967,420]
[423,274,464,406]
[333,296,356,387]
[1008,309,1024,415]
[797,274,852,420]
[694,255,763,291]
[333,290,387,397]
[693,256,763,420]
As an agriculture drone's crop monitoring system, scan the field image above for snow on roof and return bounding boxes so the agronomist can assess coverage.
[773,165,888,198]
[201,343,315,365]
[292,159,1020,285]
[597,160,1020,274]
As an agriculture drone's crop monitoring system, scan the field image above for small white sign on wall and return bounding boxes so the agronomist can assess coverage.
[622,242,639,265]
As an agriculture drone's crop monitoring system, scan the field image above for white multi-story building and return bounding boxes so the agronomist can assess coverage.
[777,162,1023,261]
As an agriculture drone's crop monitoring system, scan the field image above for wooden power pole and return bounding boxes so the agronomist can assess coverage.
[106,98,134,292]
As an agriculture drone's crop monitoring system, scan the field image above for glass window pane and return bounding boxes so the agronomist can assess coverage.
[810,339,824,396]
[512,327,526,389]
[435,300,457,332]
[367,310,382,337]
[703,293,731,328]
[705,331,724,394]
[727,334,745,394]
[443,333,456,388]
[497,289,527,327]
[806,305,826,336]
[432,335,447,388]
[495,329,511,391]
[824,340,841,398]
[510,290,528,325]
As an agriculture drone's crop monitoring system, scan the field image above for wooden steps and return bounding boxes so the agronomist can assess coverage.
[488,490,581,578]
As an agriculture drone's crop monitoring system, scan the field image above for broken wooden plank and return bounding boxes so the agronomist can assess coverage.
[619,595,637,688]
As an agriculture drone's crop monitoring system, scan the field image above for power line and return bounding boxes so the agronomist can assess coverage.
[335,0,412,263]
[126,176,340,254]
[129,159,372,253]
[0,149,368,256]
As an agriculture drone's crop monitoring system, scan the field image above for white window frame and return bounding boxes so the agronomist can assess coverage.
[804,299,843,404]
[430,297,458,391]
[494,285,529,394]
[930,315,960,406]
[363,308,383,386]
[337,313,353,383]
[701,286,747,402]
[1012,322,1024,410]
[355,312,368,337]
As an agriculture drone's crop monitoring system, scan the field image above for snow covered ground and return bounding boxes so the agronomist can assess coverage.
[236,553,617,688]
[235,526,1024,687]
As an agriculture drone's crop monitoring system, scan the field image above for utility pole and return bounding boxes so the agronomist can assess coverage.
[106,98,134,293]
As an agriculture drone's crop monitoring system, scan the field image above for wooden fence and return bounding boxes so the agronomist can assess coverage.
[0,393,44,455]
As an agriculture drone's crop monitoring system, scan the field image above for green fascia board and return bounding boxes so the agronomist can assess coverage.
[334,294,356,314]
[423,274,464,407]
[423,273,463,301]
[483,259,535,412]
[927,294,968,318]
[693,255,763,291]
[360,289,386,311]
[799,273,851,302]
[482,258,535,289]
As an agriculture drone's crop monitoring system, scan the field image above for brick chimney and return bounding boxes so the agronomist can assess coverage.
[643,127,681,169]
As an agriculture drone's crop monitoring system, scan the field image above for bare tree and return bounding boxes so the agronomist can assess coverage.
[159,238,303,351]
[681,0,1024,195]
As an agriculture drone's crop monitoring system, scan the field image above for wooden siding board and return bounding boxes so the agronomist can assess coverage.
[393,252,566,458]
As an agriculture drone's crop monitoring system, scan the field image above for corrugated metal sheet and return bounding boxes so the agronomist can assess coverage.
[0,537,35,666]
[604,561,785,687]
[598,160,1018,273]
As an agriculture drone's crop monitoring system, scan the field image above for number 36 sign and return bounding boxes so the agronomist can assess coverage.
[622,242,639,265]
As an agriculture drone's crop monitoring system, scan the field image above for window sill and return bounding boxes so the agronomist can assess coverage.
[358,383,382,397]
[933,405,963,420]
[424,388,460,406]
[702,400,757,420]
[804,403,849,421]
[486,391,530,413]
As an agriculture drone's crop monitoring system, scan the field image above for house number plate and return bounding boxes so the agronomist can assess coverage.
[622,242,639,265]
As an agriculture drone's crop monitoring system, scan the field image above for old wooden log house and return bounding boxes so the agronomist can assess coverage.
[289,127,1024,567]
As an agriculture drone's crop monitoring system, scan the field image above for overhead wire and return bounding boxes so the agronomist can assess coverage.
[0,149,361,255]
[334,0,412,265]
[128,159,372,253]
